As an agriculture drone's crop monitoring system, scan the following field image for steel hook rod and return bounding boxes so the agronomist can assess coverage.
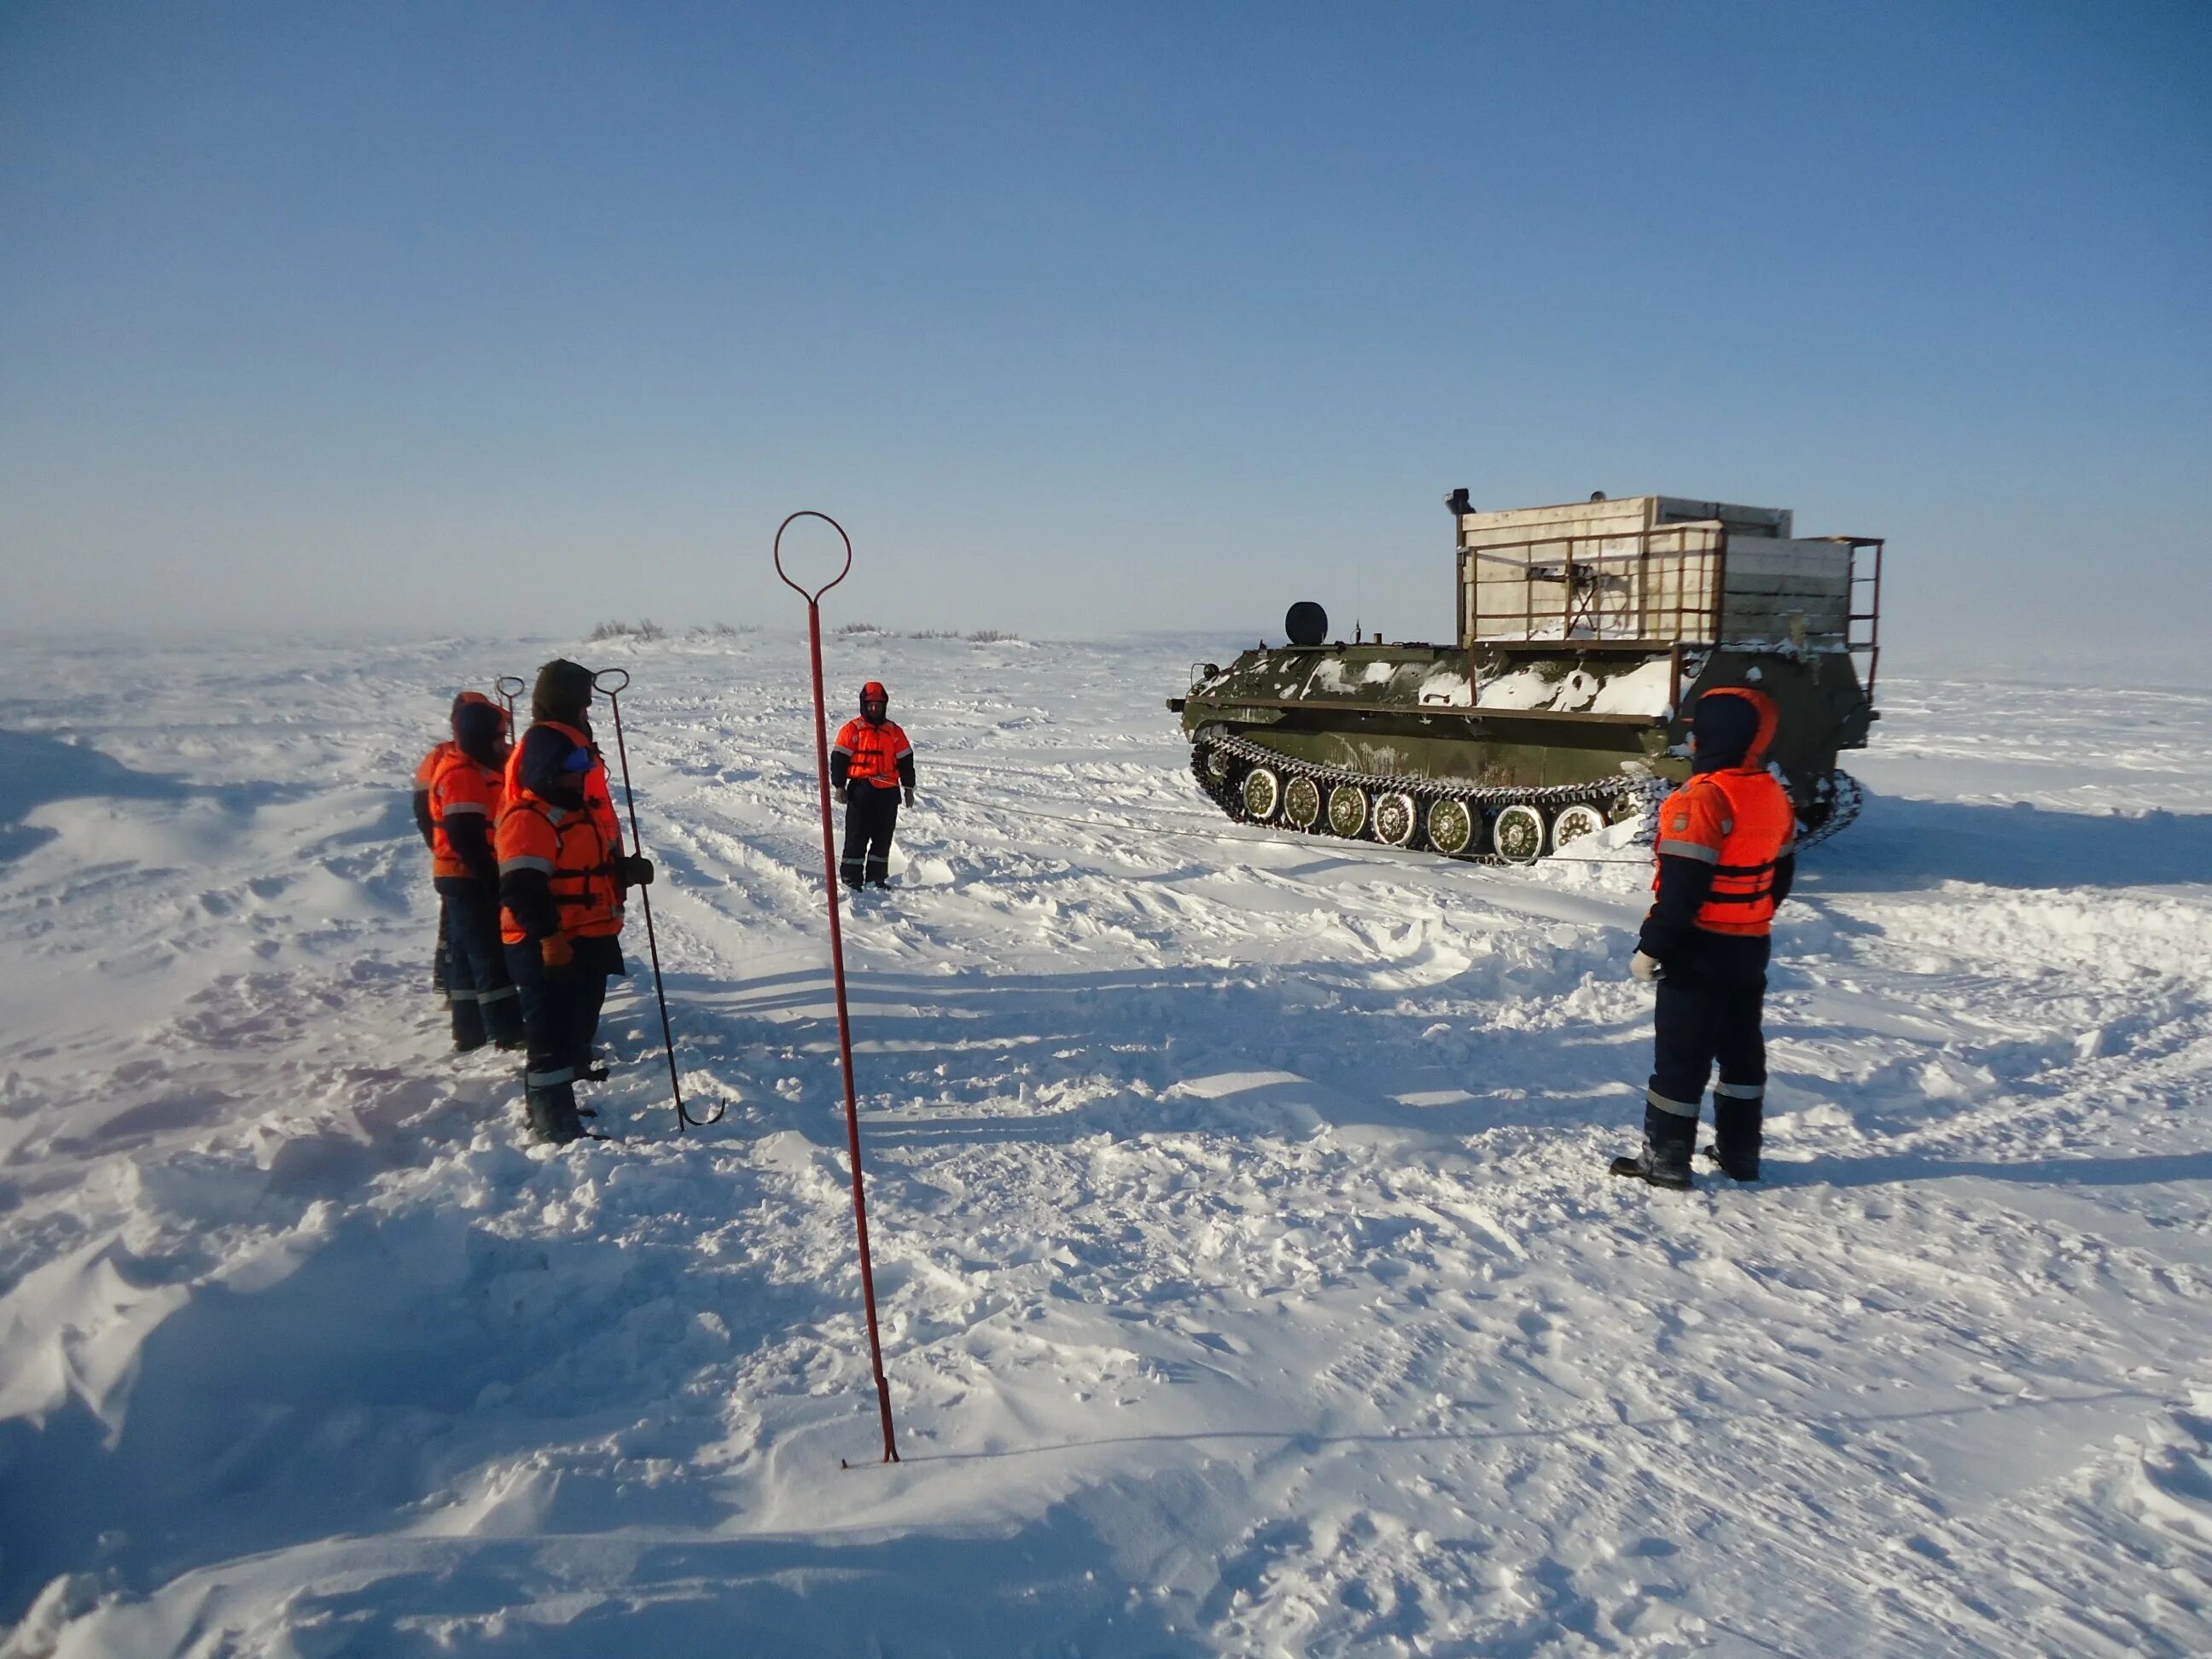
[780,512,899,1464]
[594,672,720,1132]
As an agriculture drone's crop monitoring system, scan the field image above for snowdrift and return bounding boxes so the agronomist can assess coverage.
[2,635,2209,1655]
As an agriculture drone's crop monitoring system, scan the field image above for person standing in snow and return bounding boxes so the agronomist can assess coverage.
[494,660,653,1144]
[830,679,916,888]
[1611,685,1797,1190]
[425,692,525,1052]
[413,697,500,1026]
[413,720,457,1011]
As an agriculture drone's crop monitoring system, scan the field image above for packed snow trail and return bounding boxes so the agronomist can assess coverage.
[1,632,2208,1656]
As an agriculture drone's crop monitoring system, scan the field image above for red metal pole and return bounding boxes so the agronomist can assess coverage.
[777,511,899,1465]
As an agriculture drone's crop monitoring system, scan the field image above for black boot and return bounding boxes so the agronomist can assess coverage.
[526,1083,587,1146]
[451,994,487,1053]
[1705,1097,1763,1181]
[1610,1103,1696,1190]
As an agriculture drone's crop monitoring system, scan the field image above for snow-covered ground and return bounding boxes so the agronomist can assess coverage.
[3,632,2209,1656]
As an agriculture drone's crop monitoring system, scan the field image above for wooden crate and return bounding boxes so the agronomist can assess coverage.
[1454,496,1851,649]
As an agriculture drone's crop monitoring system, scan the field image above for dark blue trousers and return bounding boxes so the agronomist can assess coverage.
[1648,930,1770,1166]
[437,879,523,1049]
[504,934,624,1140]
[841,787,899,886]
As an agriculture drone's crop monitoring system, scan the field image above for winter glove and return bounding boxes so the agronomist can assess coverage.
[619,854,655,888]
[541,932,575,969]
[1630,950,1664,984]
[902,786,915,808]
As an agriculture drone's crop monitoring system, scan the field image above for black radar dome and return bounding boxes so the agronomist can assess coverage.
[1284,602,1329,647]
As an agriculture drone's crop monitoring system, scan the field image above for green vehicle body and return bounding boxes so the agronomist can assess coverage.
[1169,492,1883,859]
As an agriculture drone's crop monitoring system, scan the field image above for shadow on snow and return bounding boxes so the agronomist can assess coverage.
[0,727,313,864]
[1804,792,2212,894]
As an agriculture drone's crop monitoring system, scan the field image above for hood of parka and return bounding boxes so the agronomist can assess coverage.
[451,696,509,768]
[1691,685,1777,772]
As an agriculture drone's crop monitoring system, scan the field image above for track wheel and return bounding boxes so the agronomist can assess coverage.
[1372,791,1417,847]
[1202,743,1233,786]
[1326,783,1368,840]
[1551,802,1607,851]
[1426,795,1477,857]
[1492,802,1547,864]
[1283,773,1322,831]
[1241,765,1282,823]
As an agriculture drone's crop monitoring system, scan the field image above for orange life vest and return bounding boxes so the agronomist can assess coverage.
[1652,684,1796,937]
[1652,768,1796,935]
[427,747,505,880]
[497,720,626,943]
[833,716,912,789]
[415,741,454,793]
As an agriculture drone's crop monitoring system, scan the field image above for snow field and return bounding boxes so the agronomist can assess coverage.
[1,635,2209,1656]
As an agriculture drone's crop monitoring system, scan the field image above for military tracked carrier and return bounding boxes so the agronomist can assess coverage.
[1168,492,1883,863]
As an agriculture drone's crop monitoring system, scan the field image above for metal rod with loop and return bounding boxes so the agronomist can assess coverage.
[494,675,527,732]
[591,666,722,1132]
[773,509,900,1466]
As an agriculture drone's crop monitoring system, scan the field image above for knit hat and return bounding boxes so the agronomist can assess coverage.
[533,659,595,725]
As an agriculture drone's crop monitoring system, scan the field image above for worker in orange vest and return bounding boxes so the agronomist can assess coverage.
[412,724,457,1010]
[425,692,524,1051]
[1612,686,1797,1189]
[412,694,504,1033]
[495,659,654,1144]
[830,680,916,888]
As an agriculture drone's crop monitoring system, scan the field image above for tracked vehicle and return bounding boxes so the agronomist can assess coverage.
[1169,492,1883,863]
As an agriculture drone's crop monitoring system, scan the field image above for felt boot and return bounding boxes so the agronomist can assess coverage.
[526,1082,586,1146]
[451,993,487,1053]
[1705,1096,1763,1181]
[1610,1103,1696,1190]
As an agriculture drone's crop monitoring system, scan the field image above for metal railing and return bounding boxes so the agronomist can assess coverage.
[1459,523,1729,648]
[1842,536,1884,698]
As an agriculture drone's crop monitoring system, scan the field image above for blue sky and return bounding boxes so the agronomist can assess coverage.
[3,3,2205,672]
